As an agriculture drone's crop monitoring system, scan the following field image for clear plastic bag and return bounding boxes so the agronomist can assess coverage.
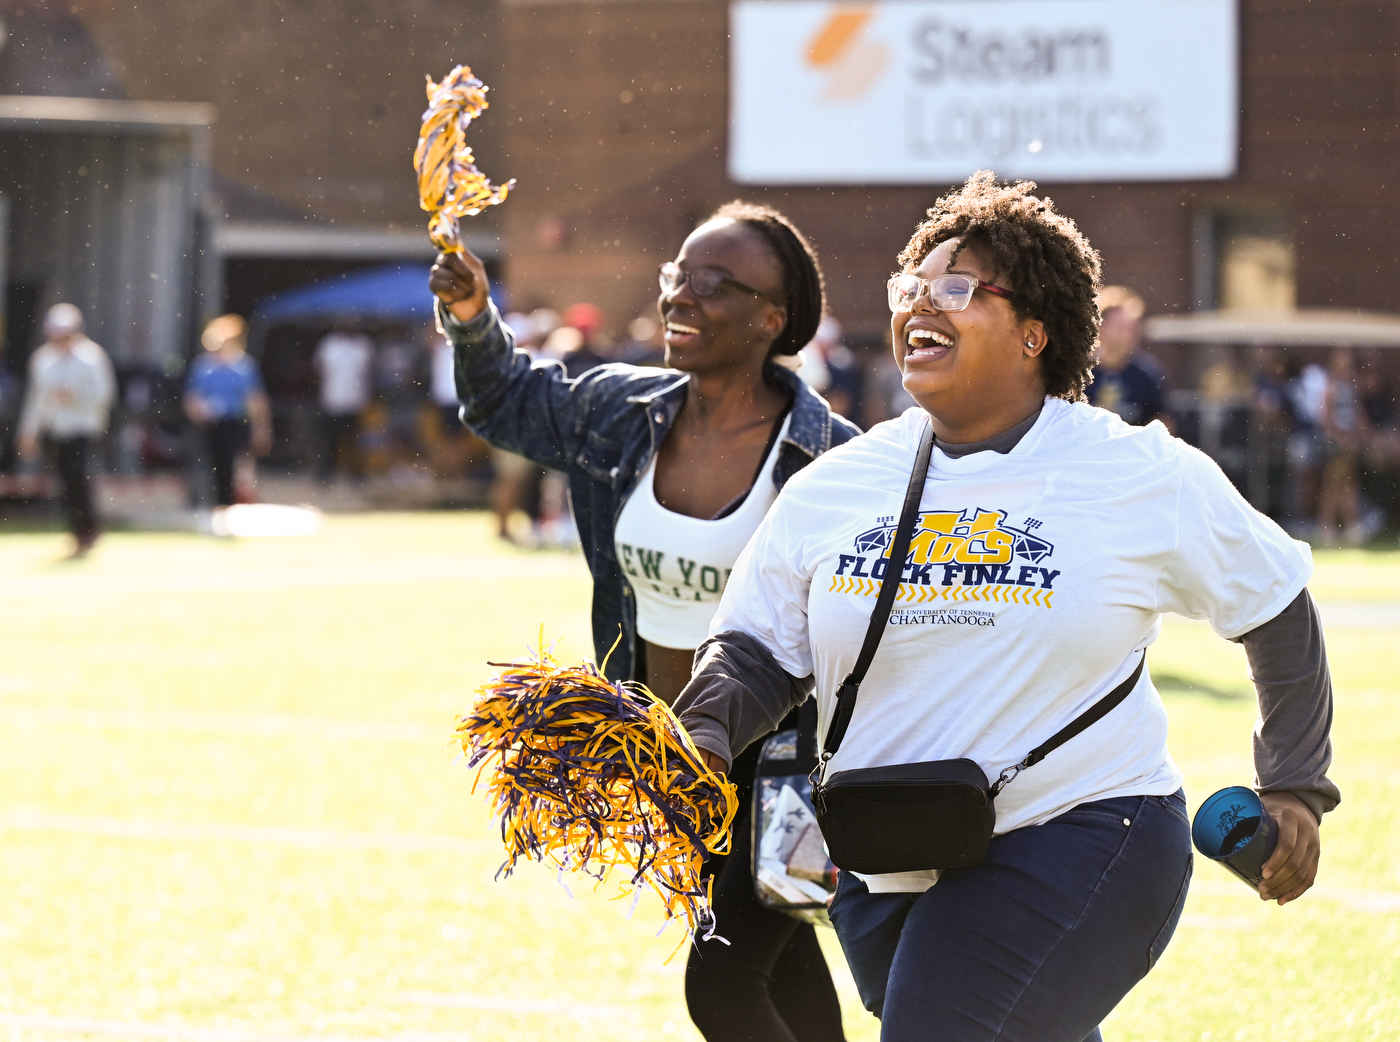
[751,727,837,923]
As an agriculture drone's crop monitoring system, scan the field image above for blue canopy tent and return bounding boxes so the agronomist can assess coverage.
[248,263,507,351]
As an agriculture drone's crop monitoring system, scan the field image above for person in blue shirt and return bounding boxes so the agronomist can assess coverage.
[184,314,272,507]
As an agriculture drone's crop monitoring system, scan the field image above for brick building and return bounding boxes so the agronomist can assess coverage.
[493,0,1397,350]
[1,0,1395,353]
[0,0,505,368]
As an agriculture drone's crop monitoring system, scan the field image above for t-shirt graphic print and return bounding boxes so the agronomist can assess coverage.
[830,506,1060,628]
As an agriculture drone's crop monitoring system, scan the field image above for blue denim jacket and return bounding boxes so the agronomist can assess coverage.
[440,300,861,681]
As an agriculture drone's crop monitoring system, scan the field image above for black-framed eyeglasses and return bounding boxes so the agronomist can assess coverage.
[659,261,783,305]
[887,272,1015,313]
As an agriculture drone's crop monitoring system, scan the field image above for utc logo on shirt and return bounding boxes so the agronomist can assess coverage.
[830,508,1060,608]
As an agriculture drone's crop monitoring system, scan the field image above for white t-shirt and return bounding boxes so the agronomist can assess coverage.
[314,333,374,413]
[709,399,1312,893]
[19,339,115,439]
[616,413,791,649]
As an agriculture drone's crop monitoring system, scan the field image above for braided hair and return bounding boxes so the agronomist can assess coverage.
[897,171,1103,402]
[705,201,826,358]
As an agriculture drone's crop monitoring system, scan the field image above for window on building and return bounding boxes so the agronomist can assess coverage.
[1195,211,1296,311]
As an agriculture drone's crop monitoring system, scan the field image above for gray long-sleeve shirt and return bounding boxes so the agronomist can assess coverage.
[1241,589,1339,820]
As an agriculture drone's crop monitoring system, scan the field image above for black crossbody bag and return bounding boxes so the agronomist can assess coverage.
[810,418,1146,875]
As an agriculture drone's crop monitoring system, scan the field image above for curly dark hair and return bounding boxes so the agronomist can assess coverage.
[897,171,1102,402]
[706,200,826,358]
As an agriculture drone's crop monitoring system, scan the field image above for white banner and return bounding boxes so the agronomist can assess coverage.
[729,1,1238,183]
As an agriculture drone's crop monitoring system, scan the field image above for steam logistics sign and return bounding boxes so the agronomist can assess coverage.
[729,1,1237,183]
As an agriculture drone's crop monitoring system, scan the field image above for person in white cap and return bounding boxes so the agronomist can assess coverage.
[17,303,115,555]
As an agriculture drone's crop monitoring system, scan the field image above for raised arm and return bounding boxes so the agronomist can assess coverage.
[429,249,600,470]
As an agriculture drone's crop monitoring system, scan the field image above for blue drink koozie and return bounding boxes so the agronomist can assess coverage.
[1191,786,1279,888]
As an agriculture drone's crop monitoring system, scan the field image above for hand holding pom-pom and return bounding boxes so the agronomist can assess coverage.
[456,648,738,956]
[429,249,489,325]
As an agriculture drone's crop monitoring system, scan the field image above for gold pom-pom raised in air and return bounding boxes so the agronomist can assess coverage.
[414,65,516,252]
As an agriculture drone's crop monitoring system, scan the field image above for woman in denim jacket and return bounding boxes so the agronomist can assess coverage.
[431,201,859,1042]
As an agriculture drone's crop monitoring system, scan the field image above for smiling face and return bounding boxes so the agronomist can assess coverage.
[658,218,786,376]
[890,236,1047,442]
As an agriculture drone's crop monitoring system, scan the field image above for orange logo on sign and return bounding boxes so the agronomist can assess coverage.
[804,4,888,101]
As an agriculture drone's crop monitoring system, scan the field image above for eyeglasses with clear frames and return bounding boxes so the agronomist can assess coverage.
[886,272,1015,313]
[659,261,783,306]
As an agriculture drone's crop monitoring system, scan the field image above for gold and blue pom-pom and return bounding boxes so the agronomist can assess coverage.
[455,648,738,953]
[414,64,515,252]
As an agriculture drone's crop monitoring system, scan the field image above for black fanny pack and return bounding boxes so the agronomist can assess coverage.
[810,417,1145,875]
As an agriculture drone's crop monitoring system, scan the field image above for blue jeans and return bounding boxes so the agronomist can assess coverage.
[829,791,1192,1042]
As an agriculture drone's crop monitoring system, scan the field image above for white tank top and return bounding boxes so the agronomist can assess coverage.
[615,412,792,650]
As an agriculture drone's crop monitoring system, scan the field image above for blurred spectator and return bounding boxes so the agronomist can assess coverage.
[1316,348,1369,544]
[1088,286,1169,427]
[533,321,606,546]
[16,302,115,554]
[617,313,664,366]
[1358,350,1397,432]
[527,308,560,349]
[506,305,614,546]
[542,326,588,373]
[357,401,395,475]
[1357,350,1400,531]
[314,324,374,483]
[374,330,421,406]
[184,314,271,508]
[468,310,552,542]
[429,322,464,435]
[1249,346,1302,523]
[1251,346,1295,425]
[551,302,610,377]
[563,301,604,340]
[1193,345,1251,486]
[1285,361,1330,535]
[797,316,865,425]
[409,321,465,479]
[454,312,536,542]
[368,328,427,476]
[867,342,917,424]
[1290,360,1329,424]
[113,361,157,475]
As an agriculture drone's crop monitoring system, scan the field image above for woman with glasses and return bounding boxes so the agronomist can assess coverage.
[430,201,858,1042]
[674,172,1338,1041]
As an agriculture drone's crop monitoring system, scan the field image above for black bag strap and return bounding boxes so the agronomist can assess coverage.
[988,651,1145,796]
[820,418,935,760]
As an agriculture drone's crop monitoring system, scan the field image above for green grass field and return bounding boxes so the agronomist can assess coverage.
[1,513,1396,1041]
